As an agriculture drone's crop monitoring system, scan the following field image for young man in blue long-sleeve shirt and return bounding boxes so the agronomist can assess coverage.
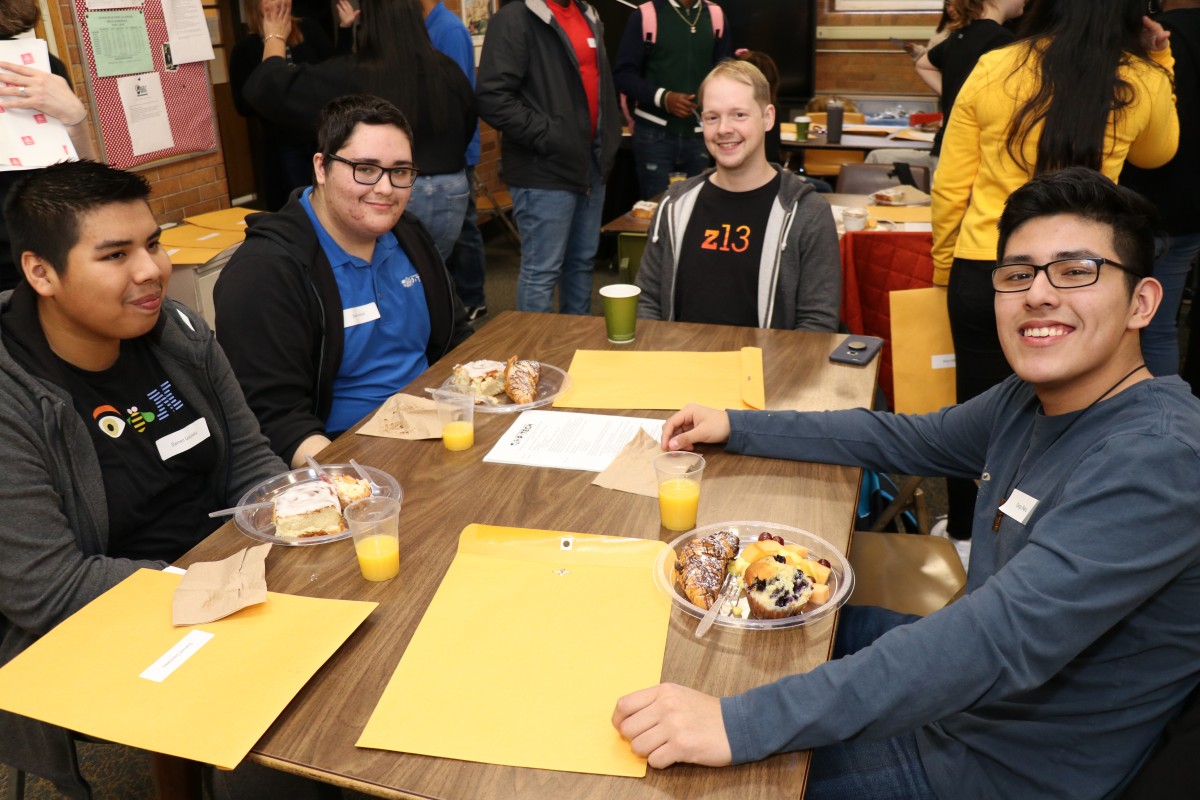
[613,167,1200,800]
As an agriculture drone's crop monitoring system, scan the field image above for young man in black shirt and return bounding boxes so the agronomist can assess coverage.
[635,59,840,331]
[0,161,298,797]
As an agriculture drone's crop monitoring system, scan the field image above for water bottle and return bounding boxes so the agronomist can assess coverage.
[826,101,844,144]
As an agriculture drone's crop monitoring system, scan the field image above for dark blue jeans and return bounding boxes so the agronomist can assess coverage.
[632,125,710,199]
[805,605,940,800]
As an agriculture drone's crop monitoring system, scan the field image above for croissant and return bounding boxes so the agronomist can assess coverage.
[675,531,740,609]
[504,356,541,404]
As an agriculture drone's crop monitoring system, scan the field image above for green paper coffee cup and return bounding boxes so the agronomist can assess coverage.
[600,284,640,343]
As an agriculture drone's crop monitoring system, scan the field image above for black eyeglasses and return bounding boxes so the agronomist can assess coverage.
[325,153,420,188]
[991,257,1137,293]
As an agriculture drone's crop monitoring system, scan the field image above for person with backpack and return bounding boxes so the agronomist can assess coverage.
[613,0,732,199]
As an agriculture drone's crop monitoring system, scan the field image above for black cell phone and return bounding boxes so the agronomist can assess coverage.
[829,336,884,366]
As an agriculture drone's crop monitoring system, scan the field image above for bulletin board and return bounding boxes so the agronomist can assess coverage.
[71,0,217,170]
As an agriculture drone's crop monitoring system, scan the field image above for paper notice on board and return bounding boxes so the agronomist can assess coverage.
[0,40,79,170]
[87,11,154,77]
[161,0,215,65]
[86,0,145,9]
[117,73,174,156]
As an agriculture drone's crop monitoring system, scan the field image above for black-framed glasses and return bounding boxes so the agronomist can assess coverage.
[991,257,1136,293]
[325,153,419,188]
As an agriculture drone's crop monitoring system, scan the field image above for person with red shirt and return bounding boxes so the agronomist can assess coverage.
[477,0,621,315]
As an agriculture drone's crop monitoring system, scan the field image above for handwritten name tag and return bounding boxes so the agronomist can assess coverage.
[344,302,381,328]
[155,417,211,461]
[140,630,214,683]
[999,489,1039,526]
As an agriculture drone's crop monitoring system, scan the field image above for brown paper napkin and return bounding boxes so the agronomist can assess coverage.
[172,543,271,626]
[591,429,661,498]
[357,393,441,439]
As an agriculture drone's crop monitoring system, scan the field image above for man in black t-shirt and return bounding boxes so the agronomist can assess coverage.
[0,161,298,796]
[635,59,840,331]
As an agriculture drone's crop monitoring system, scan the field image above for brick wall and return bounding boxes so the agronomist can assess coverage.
[50,0,232,224]
[815,7,942,97]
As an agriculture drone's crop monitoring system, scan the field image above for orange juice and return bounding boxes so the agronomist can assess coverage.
[658,477,700,531]
[442,420,474,451]
[355,533,400,581]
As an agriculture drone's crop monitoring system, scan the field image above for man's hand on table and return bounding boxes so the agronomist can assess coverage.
[661,404,730,451]
[612,683,732,768]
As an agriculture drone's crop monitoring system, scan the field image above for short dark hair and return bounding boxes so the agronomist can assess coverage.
[4,160,152,277]
[997,167,1161,293]
[317,94,414,163]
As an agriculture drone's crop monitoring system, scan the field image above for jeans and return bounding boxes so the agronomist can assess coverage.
[510,177,606,315]
[1142,233,1200,377]
[806,605,939,800]
[632,125,710,199]
[403,170,470,263]
[446,165,487,308]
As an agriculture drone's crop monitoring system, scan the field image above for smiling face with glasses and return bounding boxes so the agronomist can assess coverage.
[311,122,416,253]
[993,213,1161,414]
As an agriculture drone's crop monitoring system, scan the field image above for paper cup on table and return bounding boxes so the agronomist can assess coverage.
[794,115,811,140]
[843,207,869,232]
[345,496,401,581]
[600,283,640,344]
[432,386,475,451]
[653,451,705,532]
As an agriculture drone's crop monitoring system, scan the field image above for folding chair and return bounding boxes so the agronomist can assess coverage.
[473,178,520,248]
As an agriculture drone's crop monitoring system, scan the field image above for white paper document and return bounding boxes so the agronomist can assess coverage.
[86,0,145,8]
[117,73,174,156]
[484,410,664,472]
[161,0,215,65]
[0,40,79,170]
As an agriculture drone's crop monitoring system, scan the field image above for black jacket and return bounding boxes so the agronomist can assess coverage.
[214,191,473,463]
[476,0,621,192]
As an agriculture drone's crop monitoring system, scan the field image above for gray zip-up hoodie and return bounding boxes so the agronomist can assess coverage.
[0,285,285,797]
[635,167,841,331]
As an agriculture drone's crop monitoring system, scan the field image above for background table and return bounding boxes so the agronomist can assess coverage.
[178,312,879,799]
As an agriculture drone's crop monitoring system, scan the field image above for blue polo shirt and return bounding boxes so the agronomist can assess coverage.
[425,1,480,166]
[301,188,431,433]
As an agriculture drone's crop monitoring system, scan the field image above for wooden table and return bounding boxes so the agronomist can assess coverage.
[783,132,933,153]
[178,312,879,799]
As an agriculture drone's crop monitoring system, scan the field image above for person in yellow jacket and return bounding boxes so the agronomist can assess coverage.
[930,0,1177,542]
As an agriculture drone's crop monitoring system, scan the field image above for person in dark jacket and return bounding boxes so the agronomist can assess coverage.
[0,161,288,798]
[613,0,731,199]
[215,95,473,469]
[476,0,621,314]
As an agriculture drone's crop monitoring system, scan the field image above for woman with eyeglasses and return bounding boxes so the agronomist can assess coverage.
[243,0,476,262]
[930,0,1177,542]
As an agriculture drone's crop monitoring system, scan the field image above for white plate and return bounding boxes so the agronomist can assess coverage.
[429,362,571,414]
[653,521,854,631]
[232,465,401,546]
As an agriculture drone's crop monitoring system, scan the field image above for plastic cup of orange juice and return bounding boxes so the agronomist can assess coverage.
[345,496,401,581]
[653,451,705,532]
[433,386,475,451]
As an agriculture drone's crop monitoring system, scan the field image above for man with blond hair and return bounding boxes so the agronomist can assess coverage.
[635,59,839,331]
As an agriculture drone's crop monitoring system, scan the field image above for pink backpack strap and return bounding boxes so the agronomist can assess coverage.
[705,1,723,38]
[640,1,657,44]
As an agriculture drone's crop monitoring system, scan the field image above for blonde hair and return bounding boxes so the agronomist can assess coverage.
[698,59,772,112]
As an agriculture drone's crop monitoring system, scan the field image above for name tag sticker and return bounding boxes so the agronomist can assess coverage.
[999,489,1039,525]
[587,37,596,48]
[140,630,214,683]
[155,417,211,461]
[343,302,381,328]
[931,354,956,369]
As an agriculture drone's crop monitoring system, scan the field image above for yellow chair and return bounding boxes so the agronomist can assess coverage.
[805,111,868,126]
[848,530,967,616]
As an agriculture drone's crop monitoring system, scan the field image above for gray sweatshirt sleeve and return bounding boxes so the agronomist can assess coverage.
[635,205,671,320]
[785,192,841,332]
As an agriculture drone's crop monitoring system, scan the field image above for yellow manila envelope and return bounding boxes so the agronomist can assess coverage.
[890,287,957,414]
[357,524,671,777]
[867,206,931,224]
[554,348,766,410]
[165,246,223,265]
[183,206,256,231]
[0,569,376,769]
[159,224,245,251]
